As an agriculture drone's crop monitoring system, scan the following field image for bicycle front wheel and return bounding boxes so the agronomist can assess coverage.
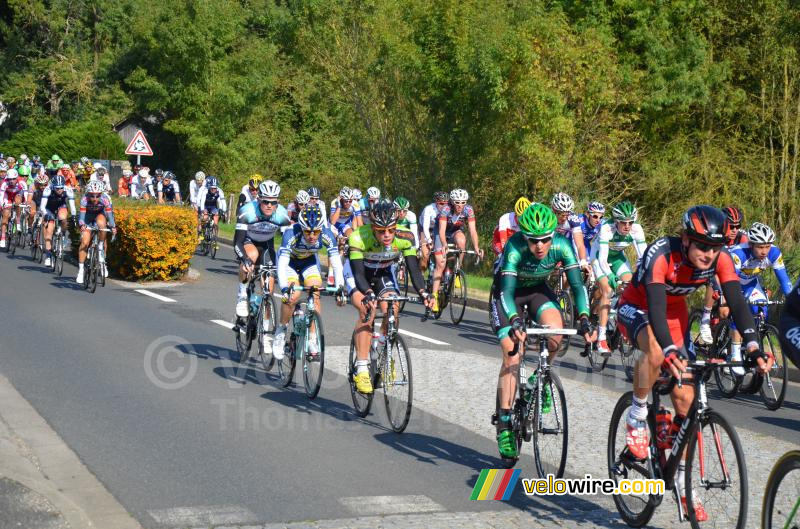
[449,270,467,325]
[235,314,254,364]
[685,410,748,529]
[760,324,788,411]
[348,331,373,417]
[532,370,568,478]
[383,334,412,433]
[86,247,98,293]
[210,226,218,259]
[278,325,296,388]
[761,450,800,529]
[8,228,17,255]
[607,391,658,527]
[303,313,325,399]
[54,239,64,276]
[30,225,39,259]
[256,294,277,372]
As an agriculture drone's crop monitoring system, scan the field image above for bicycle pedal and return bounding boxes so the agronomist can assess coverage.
[490,413,498,425]
[600,350,613,358]
[580,349,589,357]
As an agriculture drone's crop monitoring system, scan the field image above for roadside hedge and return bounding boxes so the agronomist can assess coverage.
[71,198,196,281]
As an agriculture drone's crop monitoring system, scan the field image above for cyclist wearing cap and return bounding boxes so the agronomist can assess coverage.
[418,191,449,272]
[77,180,117,282]
[0,168,29,249]
[697,205,749,344]
[616,206,770,519]
[157,171,181,204]
[196,176,227,239]
[40,175,76,267]
[589,201,647,354]
[430,188,484,312]
[237,174,263,212]
[348,200,433,394]
[274,205,346,360]
[492,197,530,259]
[725,222,793,375]
[491,203,594,460]
[394,197,418,248]
[233,180,290,318]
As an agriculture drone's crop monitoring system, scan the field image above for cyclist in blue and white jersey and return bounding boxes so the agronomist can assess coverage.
[39,175,76,267]
[274,205,345,359]
[550,192,594,275]
[157,171,181,204]
[233,180,290,318]
[727,222,793,374]
[196,176,227,236]
[571,201,606,271]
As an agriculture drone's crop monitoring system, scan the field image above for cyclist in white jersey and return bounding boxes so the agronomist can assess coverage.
[418,191,449,272]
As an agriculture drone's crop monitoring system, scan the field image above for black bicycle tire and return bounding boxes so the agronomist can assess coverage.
[303,312,325,399]
[210,225,218,259]
[54,237,64,276]
[87,246,98,293]
[713,319,741,398]
[761,450,800,529]
[760,324,788,411]
[685,410,748,529]
[607,391,658,527]
[30,224,39,259]
[257,294,277,372]
[555,291,574,357]
[278,319,296,388]
[532,370,568,478]
[348,331,374,417]
[383,333,413,433]
[449,269,467,325]
[8,227,17,255]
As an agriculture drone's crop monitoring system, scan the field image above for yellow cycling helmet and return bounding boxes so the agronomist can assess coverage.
[248,174,264,188]
[514,196,531,217]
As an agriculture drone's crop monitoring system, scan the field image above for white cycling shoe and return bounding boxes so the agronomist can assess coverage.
[76,269,84,284]
[235,298,249,318]
[272,327,286,360]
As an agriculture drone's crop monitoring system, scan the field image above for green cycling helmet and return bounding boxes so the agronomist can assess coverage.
[17,165,30,176]
[393,196,410,210]
[518,203,557,237]
[51,154,61,161]
[612,200,638,221]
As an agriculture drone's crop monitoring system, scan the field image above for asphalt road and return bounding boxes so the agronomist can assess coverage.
[0,244,797,528]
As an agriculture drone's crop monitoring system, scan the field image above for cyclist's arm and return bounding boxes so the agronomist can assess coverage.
[323,229,345,287]
[644,282,676,352]
[437,215,447,246]
[67,188,76,216]
[632,224,647,258]
[408,213,419,247]
[103,199,115,227]
[402,253,426,293]
[420,207,433,244]
[39,188,50,211]
[597,238,612,276]
[218,190,227,213]
[276,246,292,292]
[78,198,87,227]
[770,247,793,296]
[571,228,588,263]
[233,212,250,261]
[196,187,206,210]
[467,216,480,253]
[565,265,590,316]
[348,258,372,294]
[329,203,340,225]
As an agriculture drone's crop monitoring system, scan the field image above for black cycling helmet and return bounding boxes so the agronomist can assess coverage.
[370,199,398,228]
[433,190,448,202]
[307,186,320,198]
[683,205,728,245]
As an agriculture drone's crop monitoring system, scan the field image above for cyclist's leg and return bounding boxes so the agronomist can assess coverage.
[539,306,566,363]
[27,197,36,229]
[1,204,10,241]
[430,233,446,301]
[301,256,323,329]
[453,230,466,270]
[350,288,375,364]
[236,241,260,315]
[280,260,303,326]
[374,271,399,336]
[43,213,55,253]
[13,194,22,229]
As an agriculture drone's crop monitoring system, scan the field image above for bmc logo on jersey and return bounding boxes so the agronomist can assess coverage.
[617,304,638,321]
[785,326,800,350]
[665,285,698,296]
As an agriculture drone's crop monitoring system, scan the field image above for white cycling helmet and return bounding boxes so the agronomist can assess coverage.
[367,186,381,199]
[551,192,574,213]
[93,162,102,170]
[194,171,206,182]
[747,222,775,244]
[86,180,104,194]
[296,189,310,205]
[352,188,362,200]
[587,201,605,214]
[339,186,353,200]
[19,154,28,162]
[450,188,469,202]
[258,180,281,199]
[35,174,49,186]
[6,168,18,180]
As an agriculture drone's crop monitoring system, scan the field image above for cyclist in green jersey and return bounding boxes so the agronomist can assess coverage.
[490,203,595,459]
[348,200,433,394]
[393,197,419,248]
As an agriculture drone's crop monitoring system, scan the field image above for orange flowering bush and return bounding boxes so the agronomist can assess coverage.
[68,198,196,281]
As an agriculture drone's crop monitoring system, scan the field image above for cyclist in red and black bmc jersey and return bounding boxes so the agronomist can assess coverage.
[616,205,771,519]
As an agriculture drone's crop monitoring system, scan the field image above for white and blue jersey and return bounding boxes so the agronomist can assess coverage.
[329,198,359,235]
[555,214,582,240]
[729,243,793,323]
[572,214,604,253]
[233,201,290,264]
[277,224,344,290]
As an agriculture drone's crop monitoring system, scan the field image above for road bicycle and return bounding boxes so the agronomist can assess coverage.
[394,255,410,313]
[608,360,748,528]
[277,285,341,399]
[83,227,113,293]
[762,450,800,529]
[49,222,68,276]
[349,294,414,432]
[423,244,477,324]
[233,257,278,371]
[29,212,43,262]
[492,320,575,476]
[688,298,739,396]
[198,216,219,259]
[7,204,31,255]
[585,279,636,379]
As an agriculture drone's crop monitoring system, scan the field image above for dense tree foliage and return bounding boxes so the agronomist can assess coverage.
[2,0,800,249]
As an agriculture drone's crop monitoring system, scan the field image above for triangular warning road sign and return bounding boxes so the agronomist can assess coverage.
[125,129,153,156]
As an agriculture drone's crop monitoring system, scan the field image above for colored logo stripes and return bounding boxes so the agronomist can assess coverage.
[470,469,521,500]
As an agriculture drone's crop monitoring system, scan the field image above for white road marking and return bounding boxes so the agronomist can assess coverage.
[339,495,445,516]
[210,319,235,329]
[134,289,176,303]
[148,505,257,526]
[398,328,450,346]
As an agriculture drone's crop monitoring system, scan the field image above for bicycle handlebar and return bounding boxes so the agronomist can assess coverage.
[525,327,578,336]
[749,300,782,306]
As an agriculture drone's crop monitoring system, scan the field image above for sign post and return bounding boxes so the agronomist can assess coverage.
[125,130,154,166]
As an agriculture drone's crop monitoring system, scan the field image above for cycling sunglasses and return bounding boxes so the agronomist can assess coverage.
[260,199,279,206]
[729,224,741,229]
[303,229,322,236]
[373,227,396,235]
[523,234,552,245]
[617,220,634,226]
[692,240,723,252]
[452,201,467,206]
[589,214,603,220]
[87,193,101,199]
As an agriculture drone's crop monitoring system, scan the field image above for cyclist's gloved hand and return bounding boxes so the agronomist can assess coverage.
[661,347,688,380]
[362,291,377,306]
[744,345,772,373]
[577,315,593,337]
[335,286,347,306]
[281,287,291,304]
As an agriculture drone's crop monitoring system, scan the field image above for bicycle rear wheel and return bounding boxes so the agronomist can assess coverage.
[685,410,747,529]
[760,324,788,411]
[348,331,374,417]
[256,294,277,372]
[86,247,98,293]
[210,225,218,259]
[235,316,254,364]
[555,291,573,356]
[383,334,412,433]
[8,227,17,255]
[54,238,64,276]
[302,313,325,399]
[449,270,467,325]
[607,391,659,527]
[532,370,568,478]
[713,320,741,398]
[761,450,800,529]
[278,324,296,388]
[30,225,39,259]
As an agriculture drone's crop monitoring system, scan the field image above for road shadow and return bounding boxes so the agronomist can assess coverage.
[176,342,281,386]
[49,277,85,290]
[203,267,238,276]
[373,430,498,469]
[18,264,52,273]
[753,415,800,432]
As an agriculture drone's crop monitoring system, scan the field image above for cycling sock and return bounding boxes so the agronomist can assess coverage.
[355,359,369,374]
[78,263,84,271]
[598,326,607,341]
[497,408,512,432]
[731,341,742,359]
[630,395,648,421]
[701,308,711,325]
[676,461,686,497]
[237,283,247,299]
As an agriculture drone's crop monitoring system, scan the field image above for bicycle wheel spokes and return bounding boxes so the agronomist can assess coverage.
[686,410,747,529]
[383,334,412,432]
[303,313,324,399]
[762,451,800,529]
[348,332,373,417]
[532,371,568,478]
[607,392,658,527]
[760,326,788,411]
[277,324,296,388]
[449,270,467,324]
[257,295,276,372]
